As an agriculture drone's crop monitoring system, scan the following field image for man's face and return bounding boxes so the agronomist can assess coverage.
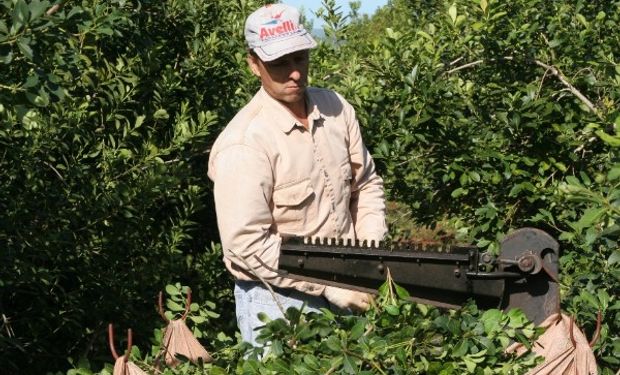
[248,50,310,107]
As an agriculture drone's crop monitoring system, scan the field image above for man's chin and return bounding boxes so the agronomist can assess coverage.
[279,91,305,104]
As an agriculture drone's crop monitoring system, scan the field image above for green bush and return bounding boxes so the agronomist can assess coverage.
[310,0,619,371]
[0,0,264,371]
[66,281,541,375]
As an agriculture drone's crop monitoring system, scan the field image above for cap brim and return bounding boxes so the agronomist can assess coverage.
[254,32,317,62]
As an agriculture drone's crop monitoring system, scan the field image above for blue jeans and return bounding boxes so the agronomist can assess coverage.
[234,280,329,346]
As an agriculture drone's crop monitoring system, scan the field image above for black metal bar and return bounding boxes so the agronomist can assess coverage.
[278,228,561,324]
[279,239,505,309]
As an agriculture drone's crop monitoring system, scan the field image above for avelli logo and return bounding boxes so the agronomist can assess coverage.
[259,10,299,40]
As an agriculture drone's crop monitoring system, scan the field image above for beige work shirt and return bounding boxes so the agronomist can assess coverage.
[208,87,387,296]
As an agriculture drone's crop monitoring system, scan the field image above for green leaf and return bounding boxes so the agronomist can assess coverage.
[1,50,13,64]
[576,13,589,28]
[596,129,620,147]
[491,11,507,20]
[208,366,229,375]
[166,300,184,312]
[385,305,400,316]
[480,0,488,13]
[134,115,145,129]
[257,312,270,323]
[29,0,49,21]
[394,283,410,299]
[325,336,341,351]
[469,171,481,182]
[607,165,620,181]
[189,315,206,324]
[463,356,477,372]
[459,172,469,185]
[154,109,169,119]
[349,319,366,340]
[416,30,433,41]
[271,339,283,356]
[451,187,468,198]
[0,20,8,34]
[17,38,33,60]
[165,284,179,295]
[506,309,528,328]
[565,175,583,187]
[11,0,29,34]
[448,4,457,23]
[609,250,620,266]
[342,354,356,374]
[575,207,605,229]
[98,27,114,35]
[580,290,599,309]
[472,21,484,30]
[481,309,502,334]
[417,303,428,316]
[377,280,389,296]
[451,339,469,358]
[24,74,39,88]
[597,289,610,310]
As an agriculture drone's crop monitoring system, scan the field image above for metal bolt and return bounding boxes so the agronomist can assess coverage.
[517,254,543,275]
[518,255,535,272]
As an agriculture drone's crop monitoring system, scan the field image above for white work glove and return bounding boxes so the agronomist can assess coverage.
[323,286,372,312]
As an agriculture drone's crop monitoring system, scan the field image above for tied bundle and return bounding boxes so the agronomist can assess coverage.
[506,313,599,375]
[157,289,213,367]
[108,324,147,375]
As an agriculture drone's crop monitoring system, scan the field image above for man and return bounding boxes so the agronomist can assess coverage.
[208,3,387,346]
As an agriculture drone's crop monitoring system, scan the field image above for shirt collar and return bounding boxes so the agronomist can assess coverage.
[259,87,325,133]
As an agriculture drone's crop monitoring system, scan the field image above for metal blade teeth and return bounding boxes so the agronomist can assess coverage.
[293,236,456,252]
[298,236,378,248]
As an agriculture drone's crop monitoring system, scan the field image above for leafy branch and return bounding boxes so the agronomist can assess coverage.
[445,56,603,119]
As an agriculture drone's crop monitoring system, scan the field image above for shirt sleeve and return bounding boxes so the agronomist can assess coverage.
[209,144,326,296]
[342,99,388,243]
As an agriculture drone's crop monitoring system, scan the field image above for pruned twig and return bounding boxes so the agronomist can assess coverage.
[46,1,66,16]
[445,55,602,119]
[108,323,132,362]
[228,249,288,321]
[533,59,601,117]
[182,288,192,320]
[445,59,485,74]
[43,161,67,185]
[589,310,602,347]
[158,291,169,323]
[158,288,192,322]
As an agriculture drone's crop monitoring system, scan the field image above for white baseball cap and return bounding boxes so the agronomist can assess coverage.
[245,3,317,62]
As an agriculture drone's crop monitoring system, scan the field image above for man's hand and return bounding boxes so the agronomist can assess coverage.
[323,286,372,312]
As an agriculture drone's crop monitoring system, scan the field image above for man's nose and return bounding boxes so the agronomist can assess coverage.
[289,68,301,81]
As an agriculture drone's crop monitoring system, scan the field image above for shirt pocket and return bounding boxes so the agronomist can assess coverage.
[272,178,314,230]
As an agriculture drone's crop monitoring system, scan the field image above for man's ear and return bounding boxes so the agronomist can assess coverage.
[247,54,261,77]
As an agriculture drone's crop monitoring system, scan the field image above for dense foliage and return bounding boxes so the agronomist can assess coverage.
[1,0,618,373]
[0,0,254,371]
[313,1,620,371]
[73,280,540,374]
